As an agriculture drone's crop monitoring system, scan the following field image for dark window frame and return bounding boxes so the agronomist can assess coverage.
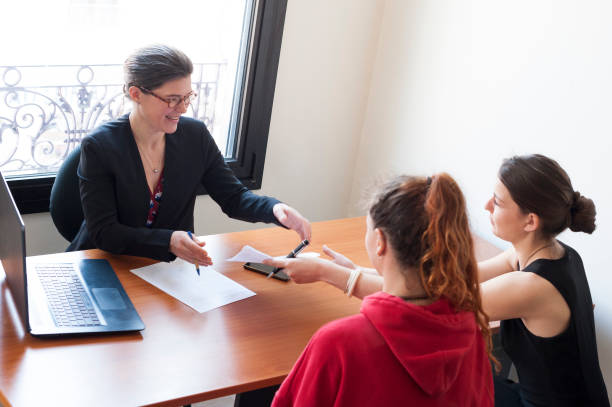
[8,0,288,214]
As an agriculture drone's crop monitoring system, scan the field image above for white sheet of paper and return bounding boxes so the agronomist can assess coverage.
[130,259,255,313]
[226,245,271,263]
[297,251,320,258]
[226,245,320,263]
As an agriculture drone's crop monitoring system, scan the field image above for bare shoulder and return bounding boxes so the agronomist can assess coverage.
[481,270,560,321]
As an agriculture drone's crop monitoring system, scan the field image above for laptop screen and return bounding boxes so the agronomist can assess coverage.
[0,171,29,329]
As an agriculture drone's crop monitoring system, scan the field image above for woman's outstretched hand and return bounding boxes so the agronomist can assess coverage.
[262,257,327,284]
[322,245,356,269]
[263,244,357,284]
[273,203,311,241]
[170,231,213,266]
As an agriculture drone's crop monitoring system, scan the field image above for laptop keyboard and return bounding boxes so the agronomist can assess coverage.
[35,263,102,327]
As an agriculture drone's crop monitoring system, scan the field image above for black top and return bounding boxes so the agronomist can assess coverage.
[500,241,609,406]
[68,115,282,262]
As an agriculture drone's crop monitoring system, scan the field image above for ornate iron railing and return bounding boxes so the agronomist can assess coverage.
[0,62,225,179]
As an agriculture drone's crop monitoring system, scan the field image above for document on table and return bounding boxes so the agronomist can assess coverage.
[226,245,320,263]
[130,259,255,313]
[226,245,272,263]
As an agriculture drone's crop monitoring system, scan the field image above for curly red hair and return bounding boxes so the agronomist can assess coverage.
[369,173,498,371]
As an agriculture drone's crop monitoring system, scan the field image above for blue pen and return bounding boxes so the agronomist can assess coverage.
[187,231,200,276]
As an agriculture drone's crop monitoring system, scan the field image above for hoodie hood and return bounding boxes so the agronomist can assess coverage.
[361,292,479,397]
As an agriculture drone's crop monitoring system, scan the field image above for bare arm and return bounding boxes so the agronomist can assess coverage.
[318,263,382,299]
[263,254,382,299]
[481,270,570,339]
[478,248,516,283]
[481,271,540,321]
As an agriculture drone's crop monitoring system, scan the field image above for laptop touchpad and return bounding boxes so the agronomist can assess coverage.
[91,288,126,310]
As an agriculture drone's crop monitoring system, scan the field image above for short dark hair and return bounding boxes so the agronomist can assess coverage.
[123,44,193,96]
[499,154,596,237]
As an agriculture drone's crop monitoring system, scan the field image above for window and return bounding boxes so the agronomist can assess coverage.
[0,0,287,213]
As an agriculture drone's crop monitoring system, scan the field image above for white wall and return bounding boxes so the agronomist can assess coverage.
[23,0,385,254]
[348,0,612,396]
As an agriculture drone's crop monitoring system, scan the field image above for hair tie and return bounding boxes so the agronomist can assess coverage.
[426,176,433,186]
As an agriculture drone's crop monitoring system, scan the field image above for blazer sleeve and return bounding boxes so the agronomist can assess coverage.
[78,136,175,261]
[199,129,284,227]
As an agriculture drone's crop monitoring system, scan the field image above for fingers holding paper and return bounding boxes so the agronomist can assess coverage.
[273,203,312,241]
[170,231,213,266]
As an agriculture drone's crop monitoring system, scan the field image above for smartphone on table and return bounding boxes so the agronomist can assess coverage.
[243,262,290,281]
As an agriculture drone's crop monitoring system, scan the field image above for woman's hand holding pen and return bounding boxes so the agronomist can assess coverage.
[263,257,326,284]
[263,245,361,284]
[273,203,312,241]
[170,231,213,266]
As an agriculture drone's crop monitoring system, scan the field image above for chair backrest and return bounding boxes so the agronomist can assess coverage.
[49,145,84,242]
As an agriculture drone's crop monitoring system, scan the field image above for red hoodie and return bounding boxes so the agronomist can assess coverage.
[272,292,493,407]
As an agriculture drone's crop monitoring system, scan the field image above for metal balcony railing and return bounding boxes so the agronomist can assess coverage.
[0,62,225,179]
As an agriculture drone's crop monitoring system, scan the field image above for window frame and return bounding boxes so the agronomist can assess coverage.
[8,0,288,214]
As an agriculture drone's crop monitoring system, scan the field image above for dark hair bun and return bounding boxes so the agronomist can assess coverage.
[570,191,596,234]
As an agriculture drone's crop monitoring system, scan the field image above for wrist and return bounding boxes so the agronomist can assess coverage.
[345,268,363,298]
[312,260,325,282]
[321,263,352,290]
[169,231,179,253]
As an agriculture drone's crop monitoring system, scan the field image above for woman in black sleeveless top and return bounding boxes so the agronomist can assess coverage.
[479,154,608,406]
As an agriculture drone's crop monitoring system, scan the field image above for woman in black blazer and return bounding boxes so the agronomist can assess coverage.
[68,44,310,264]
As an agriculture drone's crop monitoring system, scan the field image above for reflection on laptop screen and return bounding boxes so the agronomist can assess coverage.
[0,171,29,328]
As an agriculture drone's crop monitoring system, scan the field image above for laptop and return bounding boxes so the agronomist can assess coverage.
[0,171,144,336]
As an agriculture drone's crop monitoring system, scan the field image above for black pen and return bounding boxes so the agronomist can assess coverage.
[266,239,310,279]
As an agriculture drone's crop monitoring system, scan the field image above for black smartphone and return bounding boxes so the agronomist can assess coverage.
[243,262,290,282]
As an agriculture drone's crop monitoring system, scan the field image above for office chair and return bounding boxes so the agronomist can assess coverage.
[49,145,84,242]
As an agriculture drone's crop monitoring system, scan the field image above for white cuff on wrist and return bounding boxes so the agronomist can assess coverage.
[345,268,363,298]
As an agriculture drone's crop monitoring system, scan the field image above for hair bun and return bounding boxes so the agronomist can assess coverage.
[570,191,581,216]
[569,191,596,234]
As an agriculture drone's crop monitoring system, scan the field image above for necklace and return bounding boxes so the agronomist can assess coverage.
[521,242,554,270]
[137,144,164,174]
[399,294,430,302]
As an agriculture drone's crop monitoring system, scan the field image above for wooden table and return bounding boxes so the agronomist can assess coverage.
[0,217,500,407]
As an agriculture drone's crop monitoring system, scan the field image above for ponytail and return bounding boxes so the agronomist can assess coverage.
[369,173,498,371]
[421,174,498,370]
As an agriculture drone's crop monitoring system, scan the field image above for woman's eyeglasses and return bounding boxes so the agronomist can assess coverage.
[138,86,197,109]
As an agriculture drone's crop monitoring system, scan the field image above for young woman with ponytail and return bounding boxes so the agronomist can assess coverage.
[269,174,494,407]
[267,154,608,407]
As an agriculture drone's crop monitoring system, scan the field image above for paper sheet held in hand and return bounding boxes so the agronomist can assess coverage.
[226,245,320,263]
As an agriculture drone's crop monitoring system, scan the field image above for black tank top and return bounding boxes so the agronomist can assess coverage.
[500,241,609,406]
